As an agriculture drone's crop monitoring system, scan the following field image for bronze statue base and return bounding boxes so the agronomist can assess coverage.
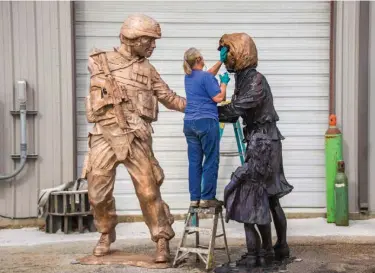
[76,250,171,269]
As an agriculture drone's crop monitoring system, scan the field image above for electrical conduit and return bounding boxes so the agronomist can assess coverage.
[0,80,28,180]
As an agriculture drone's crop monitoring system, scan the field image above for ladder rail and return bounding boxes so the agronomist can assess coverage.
[220,211,231,263]
[173,211,193,267]
[206,212,219,270]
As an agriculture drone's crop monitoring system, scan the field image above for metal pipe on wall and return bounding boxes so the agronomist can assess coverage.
[0,80,28,180]
[329,0,335,115]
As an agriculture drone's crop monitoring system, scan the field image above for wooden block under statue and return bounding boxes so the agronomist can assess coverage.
[76,250,171,269]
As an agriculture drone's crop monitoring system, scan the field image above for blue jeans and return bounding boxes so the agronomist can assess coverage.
[183,118,220,201]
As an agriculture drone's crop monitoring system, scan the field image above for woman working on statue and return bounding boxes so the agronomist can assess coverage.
[182,46,230,208]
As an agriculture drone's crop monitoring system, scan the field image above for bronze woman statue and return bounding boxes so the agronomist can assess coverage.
[217,33,294,266]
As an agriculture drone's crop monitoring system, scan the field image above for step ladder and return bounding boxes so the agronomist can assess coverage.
[219,118,246,164]
[172,205,231,271]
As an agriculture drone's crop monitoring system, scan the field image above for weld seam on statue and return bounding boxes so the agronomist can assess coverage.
[217,32,294,270]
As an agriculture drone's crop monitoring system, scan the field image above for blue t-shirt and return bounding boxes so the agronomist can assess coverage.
[184,70,221,121]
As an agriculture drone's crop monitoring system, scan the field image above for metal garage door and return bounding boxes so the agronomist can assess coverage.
[74,1,330,215]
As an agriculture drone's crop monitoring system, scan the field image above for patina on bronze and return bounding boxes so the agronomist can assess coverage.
[215,32,294,271]
[80,14,186,265]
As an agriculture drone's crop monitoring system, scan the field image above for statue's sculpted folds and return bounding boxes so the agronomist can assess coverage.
[81,14,186,264]
[216,32,294,270]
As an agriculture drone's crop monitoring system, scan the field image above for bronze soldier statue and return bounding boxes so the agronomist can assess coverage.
[217,33,294,265]
[81,14,186,263]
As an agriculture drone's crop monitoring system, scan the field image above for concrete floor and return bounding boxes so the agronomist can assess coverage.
[2,218,375,272]
[1,238,375,273]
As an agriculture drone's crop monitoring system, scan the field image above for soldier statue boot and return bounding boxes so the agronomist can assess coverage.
[155,238,170,263]
[93,229,116,256]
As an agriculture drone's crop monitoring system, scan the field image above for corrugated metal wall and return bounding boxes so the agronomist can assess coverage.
[0,1,75,218]
[74,1,330,215]
[0,1,366,219]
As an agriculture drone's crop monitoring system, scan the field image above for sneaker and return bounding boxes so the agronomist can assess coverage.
[199,198,224,208]
[190,201,200,207]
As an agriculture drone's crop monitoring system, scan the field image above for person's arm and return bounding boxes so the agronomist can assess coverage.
[212,73,230,103]
[207,47,228,76]
[207,61,223,76]
[212,83,227,103]
[151,64,186,113]
[203,72,230,103]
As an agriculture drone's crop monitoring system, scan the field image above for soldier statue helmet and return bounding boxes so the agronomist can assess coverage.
[120,14,162,39]
[119,14,161,58]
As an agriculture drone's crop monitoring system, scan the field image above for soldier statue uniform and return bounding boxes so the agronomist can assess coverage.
[81,14,186,263]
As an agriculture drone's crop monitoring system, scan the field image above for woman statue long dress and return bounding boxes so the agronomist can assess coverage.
[217,32,294,264]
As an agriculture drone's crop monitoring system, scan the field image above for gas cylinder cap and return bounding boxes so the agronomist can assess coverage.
[337,160,345,172]
[329,114,337,127]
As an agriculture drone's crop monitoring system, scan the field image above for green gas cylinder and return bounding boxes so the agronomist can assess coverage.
[335,160,349,226]
[325,114,343,223]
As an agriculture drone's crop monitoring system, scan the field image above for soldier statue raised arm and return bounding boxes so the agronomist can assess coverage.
[217,33,294,263]
[81,14,186,263]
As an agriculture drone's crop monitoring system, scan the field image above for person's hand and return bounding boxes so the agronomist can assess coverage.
[219,72,230,85]
[220,46,228,62]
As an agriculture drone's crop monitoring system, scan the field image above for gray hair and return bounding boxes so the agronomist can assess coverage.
[183,47,201,75]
